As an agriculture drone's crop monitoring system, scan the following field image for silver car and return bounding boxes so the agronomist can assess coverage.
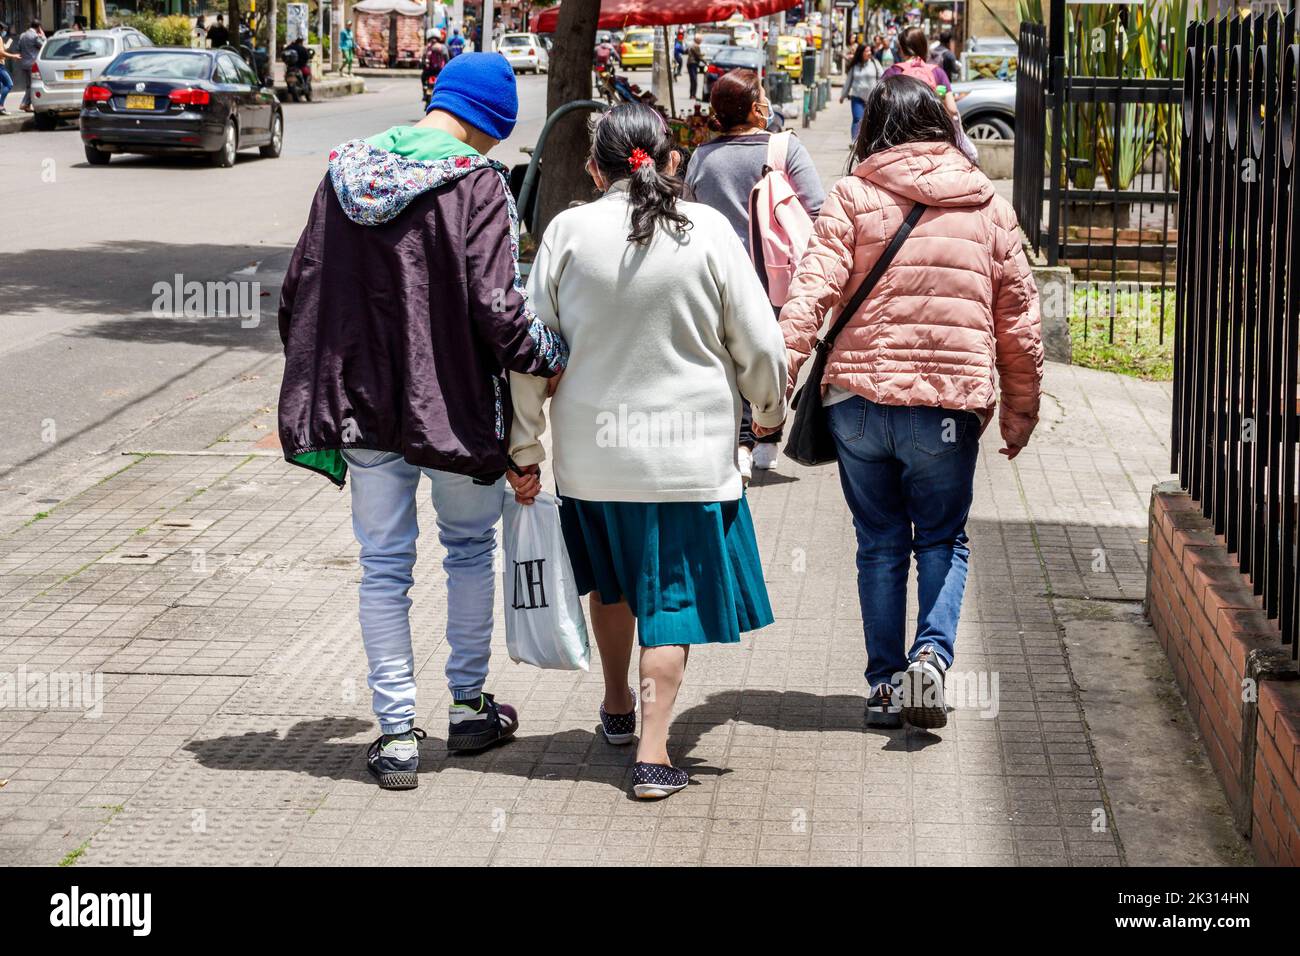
[953,78,1016,140]
[31,26,153,129]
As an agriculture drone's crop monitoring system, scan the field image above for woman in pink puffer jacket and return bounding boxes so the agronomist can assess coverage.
[774,75,1043,732]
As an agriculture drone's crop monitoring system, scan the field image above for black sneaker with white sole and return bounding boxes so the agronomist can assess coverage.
[599,687,637,745]
[447,692,519,753]
[865,683,903,729]
[899,645,948,729]
[366,727,427,790]
[631,762,688,799]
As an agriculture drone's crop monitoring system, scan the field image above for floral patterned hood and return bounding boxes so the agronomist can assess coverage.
[327,139,506,226]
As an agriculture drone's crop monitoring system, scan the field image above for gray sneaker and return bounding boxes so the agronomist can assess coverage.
[366,727,426,790]
[899,645,948,729]
[865,683,903,729]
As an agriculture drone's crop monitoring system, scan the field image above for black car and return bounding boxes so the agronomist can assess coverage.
[703,46,766,99]
[80,47,283,167]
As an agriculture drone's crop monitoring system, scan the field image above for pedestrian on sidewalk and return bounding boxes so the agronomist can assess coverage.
[775,76,1043,731]
[339,20,355,75]
[508,103,787,801]
[841,43,882,141]
[15,19,43,114]
[673,30,685,78]
[0,23,20,116]
[686,70,823,480]
[192,15,207,50]
[277,53,568,791]
[685,35,703,100]
[448,27,465,59]
[206,14,229,49]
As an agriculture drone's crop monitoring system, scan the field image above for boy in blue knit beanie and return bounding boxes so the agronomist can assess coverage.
[277,51,566,790]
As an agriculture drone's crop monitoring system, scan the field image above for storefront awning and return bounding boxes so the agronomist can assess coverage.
[531,1,804,33]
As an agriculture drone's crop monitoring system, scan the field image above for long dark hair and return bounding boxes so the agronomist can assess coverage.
[591,103,691,245]
[848,74,957,169]
[849,43,869,69]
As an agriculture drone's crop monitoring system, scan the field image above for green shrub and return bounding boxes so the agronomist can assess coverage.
[119,13,193,48]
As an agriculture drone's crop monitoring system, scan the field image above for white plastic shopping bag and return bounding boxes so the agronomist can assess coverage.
[501,489,590,670]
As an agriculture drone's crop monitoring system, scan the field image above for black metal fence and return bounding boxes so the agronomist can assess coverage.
[1173,11,1299,661]
[1013,6,1183,347]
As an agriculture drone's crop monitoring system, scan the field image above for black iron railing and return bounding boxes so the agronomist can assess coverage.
[1013,7,1183,347]
[1173,11,1299,661]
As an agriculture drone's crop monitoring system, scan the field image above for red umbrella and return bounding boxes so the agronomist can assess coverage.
[532,1,803,33]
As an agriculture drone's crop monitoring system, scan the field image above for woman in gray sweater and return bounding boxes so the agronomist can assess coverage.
[685,69,825,476]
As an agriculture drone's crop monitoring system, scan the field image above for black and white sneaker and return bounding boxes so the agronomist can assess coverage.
[599,688,637,745]
[899,645,948,729]
[631,762,688,800]
[366,727,427,790]
[865,683,903,729]
[447,693,519,753]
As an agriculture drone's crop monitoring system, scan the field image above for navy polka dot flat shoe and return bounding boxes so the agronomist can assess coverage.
[599,687,637,745]
[632,761,688,800]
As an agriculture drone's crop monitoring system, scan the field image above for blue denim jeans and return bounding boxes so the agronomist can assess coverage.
[343,449,504,734]
[828,397,980,691]
[849,95,866,140]
[0,66,12,110]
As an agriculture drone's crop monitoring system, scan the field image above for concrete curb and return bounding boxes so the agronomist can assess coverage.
[279,76,367,100]
[0,112,36,135]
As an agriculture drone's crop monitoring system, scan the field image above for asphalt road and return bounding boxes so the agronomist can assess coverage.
[0,72,559,520]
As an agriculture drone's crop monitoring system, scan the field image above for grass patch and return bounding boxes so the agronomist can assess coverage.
[59,840,89,867]
[1068,284,1175,381]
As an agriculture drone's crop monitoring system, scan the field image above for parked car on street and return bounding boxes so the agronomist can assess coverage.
[703,45,765,99]
[953,77,1016,140]
[497,31,548,73]
[775,35,803,73]
[695,29,734,62]
[30,25,152,130]
[80,48,283,168]
[619,28,654,69]
[731,21,760,49]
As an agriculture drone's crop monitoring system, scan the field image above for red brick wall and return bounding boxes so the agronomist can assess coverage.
[1147,483,1300,865]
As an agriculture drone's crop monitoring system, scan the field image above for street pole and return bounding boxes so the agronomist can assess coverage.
[820,0,832,79]
[482,0,493,51]
[331,0,341,72]
[269,0,277,80]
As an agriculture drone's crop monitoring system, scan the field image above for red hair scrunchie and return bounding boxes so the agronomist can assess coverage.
[628,147,652,172]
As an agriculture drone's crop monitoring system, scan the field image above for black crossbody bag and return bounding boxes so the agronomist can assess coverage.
[782,202,927,467]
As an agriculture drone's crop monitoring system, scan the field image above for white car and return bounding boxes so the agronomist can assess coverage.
[31,25,153,129]
[731,22,760,49]
[496,32,548,74]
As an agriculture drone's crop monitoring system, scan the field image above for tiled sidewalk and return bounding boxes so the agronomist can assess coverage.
[0,360,1184,866]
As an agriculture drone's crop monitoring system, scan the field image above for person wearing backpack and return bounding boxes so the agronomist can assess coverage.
[769,76,1043,732]
[686,70,824,478]
[508,104,787,799]
[886,26,977,163]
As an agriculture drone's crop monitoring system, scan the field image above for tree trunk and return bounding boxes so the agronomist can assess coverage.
[534,0,600,240]
[228,0,241,49]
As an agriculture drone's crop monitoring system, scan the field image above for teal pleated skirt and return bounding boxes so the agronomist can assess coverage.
[557,495,774,647]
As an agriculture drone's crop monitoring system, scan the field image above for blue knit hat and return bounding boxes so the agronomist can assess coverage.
[427,52,518,141]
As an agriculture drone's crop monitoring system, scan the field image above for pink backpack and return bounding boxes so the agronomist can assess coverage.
[747,131,814,307]
[896,56,939,90]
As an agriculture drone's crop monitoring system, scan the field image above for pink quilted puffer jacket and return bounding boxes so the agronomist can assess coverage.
[779,141,1043,448]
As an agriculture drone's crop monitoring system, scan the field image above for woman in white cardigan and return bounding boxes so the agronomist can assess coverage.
[509,104,787,800]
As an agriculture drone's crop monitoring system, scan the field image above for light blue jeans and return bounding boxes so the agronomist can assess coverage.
[343,449,504,735]
[0,67,12,111]
[827,397,980,692]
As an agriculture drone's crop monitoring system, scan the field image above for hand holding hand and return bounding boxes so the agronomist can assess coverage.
[752,419,782,439]
[507,463,542,505]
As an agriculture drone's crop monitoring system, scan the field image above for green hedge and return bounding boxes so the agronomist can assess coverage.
[120,14,194,48]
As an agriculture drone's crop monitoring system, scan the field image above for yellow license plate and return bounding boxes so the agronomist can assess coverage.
[125,94,154,110]
[63,69,84,80]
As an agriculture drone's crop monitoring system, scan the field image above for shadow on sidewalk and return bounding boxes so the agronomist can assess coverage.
[182,689,942,791]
